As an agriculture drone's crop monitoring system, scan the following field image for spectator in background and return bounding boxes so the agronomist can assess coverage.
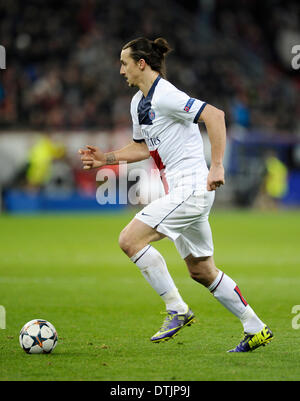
[26,134,65,189]
[254,150,289,210]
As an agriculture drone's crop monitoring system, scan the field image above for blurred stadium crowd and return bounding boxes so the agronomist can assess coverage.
[0,0,299,134]
[0,0,299,212]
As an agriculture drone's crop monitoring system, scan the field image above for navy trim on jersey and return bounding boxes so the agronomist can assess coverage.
[133,138,145,143]
[193,102,207,123]
[137,75,161,125]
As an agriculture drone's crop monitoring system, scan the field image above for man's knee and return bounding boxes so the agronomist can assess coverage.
[119,219,165,257]
[185,255,218,287]
[189,268,210,286]
[118,227,148,257]
[118,228,133,255]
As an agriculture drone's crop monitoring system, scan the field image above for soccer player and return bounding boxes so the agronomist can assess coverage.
[79,37,273,352]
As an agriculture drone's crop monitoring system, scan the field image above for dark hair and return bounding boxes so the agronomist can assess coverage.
[122,37,172,78]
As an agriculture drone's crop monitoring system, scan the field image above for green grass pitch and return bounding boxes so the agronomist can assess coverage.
[0,208,299,381]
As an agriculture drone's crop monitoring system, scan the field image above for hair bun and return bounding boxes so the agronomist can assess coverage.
[153,38,171,55]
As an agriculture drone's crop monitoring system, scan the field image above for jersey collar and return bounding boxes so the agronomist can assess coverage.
[143,75,161,99]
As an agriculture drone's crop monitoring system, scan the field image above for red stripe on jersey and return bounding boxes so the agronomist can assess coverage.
[150,149,165,171]
[150,149,169,194]
[234,285,248,306]
[160,170,169,194]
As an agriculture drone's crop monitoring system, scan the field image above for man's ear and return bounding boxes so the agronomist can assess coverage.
[138,58,146,70]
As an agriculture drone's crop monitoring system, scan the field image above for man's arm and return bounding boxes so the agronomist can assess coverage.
[198,104,226,191]
[78,140,150,170]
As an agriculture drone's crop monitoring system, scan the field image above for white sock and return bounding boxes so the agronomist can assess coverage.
[131,245,188,313]
[208,270,265,334]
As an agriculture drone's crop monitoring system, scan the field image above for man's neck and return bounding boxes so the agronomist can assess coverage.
[138,71,160,97]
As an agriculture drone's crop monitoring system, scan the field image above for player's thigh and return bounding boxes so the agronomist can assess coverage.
[119,218,165,256]
[174,217,214,260]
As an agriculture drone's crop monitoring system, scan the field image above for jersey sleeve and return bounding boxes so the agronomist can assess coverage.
[130,95,143,141]
[158,88,207,124]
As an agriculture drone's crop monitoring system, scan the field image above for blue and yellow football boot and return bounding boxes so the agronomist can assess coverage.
[150,308,195,343]
[228,325,274,352]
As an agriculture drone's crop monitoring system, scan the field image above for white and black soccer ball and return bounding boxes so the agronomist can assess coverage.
[19,319,58,354]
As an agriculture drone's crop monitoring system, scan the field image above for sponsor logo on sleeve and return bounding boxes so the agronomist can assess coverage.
[184,98,195,112]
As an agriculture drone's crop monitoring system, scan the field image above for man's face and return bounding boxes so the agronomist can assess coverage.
[120,48,141,87]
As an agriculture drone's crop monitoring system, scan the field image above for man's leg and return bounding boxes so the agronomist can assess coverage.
[119,218,188,313]
[119,218,195,342]
[185,254,273,351]
[185,254,265,333]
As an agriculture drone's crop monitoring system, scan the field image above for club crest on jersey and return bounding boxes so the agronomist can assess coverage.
[148,109,156,120]
[184,98,195,112]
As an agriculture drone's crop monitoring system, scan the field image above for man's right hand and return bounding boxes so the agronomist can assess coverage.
[78,145,106,170]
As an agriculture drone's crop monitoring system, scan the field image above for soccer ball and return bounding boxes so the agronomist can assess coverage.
[19,319,58,354]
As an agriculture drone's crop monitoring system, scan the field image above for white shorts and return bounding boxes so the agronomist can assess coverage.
[135,187,215,259]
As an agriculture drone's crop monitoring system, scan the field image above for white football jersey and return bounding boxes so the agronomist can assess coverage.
[130,76,208,194]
